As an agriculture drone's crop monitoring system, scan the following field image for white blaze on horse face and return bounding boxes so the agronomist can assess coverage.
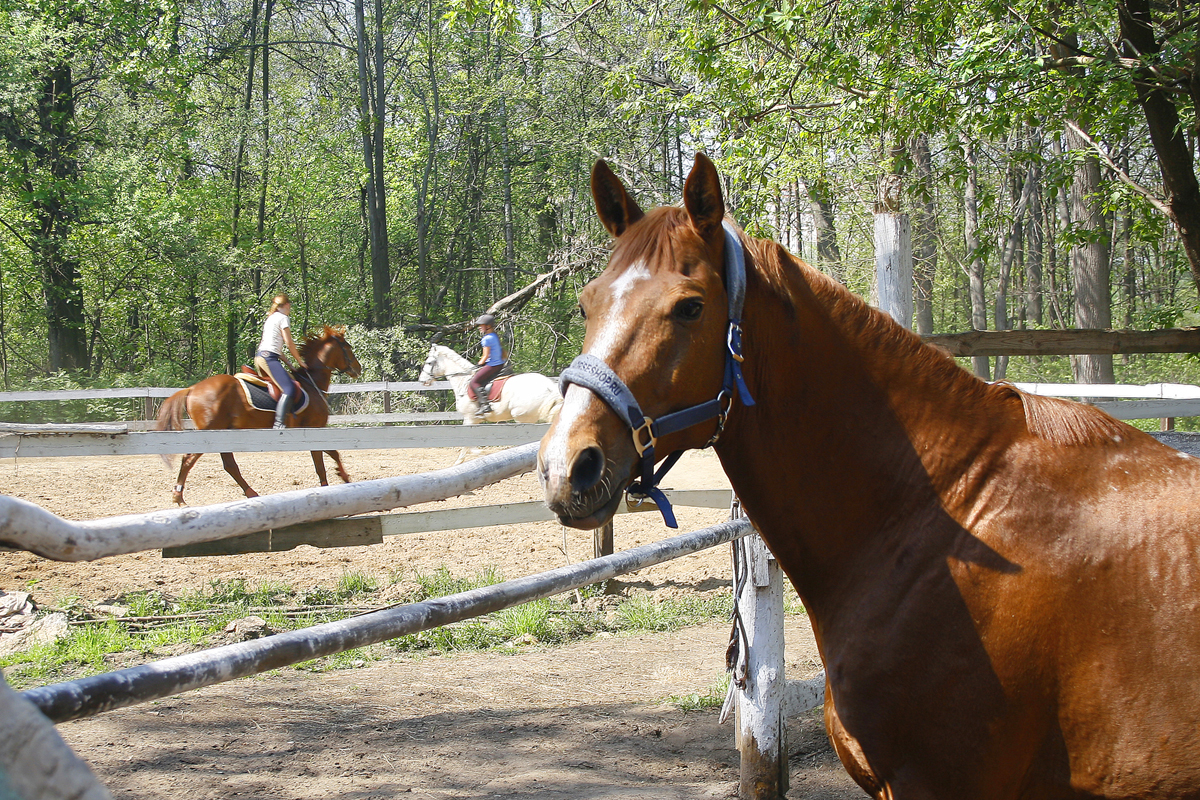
[588,261,651,362]
[542,261,651,481]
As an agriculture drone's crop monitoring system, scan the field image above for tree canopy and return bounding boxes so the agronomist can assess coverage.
[0,0,1197,393]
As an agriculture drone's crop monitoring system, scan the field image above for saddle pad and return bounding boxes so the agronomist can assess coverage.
[488,376,509,403]
[233,373,309,414]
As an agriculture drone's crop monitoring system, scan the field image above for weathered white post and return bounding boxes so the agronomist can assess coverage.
[874,211,913,330]
[727,502,789,799]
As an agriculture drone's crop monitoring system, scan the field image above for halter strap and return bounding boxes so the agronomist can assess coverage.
[559,219,755,527]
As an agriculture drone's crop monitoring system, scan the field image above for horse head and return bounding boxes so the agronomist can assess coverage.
[418,344,441,385]
[540,154,735,529]
[322,326,362,377]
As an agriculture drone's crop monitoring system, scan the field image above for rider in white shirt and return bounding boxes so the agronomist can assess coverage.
[256,293,306,429]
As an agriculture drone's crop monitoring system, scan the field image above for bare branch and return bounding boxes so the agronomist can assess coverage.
[1064,120,1172,217]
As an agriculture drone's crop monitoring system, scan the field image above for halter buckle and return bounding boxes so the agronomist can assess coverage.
[727,322,745,363]
[703,390,734,449]
[625,492,658,512]
[632,416,657,457]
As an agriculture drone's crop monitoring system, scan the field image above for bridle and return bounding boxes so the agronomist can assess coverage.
[297,336,357,397]
[558,219,755,527]
[422,347,475,381]
[331,336,356,373]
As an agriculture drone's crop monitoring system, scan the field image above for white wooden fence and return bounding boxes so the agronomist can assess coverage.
[2,379,1198,423]
[1,442,818,799]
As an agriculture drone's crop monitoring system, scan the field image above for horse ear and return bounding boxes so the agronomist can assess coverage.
[591,160,644,238]
[683,152,726,241]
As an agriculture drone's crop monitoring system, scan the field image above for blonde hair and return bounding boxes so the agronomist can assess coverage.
[268,293,290,315]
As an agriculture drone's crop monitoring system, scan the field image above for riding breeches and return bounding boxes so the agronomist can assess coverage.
[257,351,297,401]
[470,363,503,398]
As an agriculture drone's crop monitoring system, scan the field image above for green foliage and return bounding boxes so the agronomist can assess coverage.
[0,0,1196,397]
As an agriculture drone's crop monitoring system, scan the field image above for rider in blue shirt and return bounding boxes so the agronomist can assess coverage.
[469,314,505,417]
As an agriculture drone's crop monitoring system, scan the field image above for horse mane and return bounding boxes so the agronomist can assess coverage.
[737,226,1133,449]
[293,326,348,381]
[435,344,475,372]
[1005,388,1133,447]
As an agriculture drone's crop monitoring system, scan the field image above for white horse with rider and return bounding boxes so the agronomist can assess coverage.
[418,341,563,463]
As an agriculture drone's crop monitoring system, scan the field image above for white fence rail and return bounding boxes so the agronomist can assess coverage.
[3,381,1200,425]
[0,443,539,560]
[0,423,548,458]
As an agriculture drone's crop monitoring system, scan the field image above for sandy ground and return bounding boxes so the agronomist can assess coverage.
[0,445,864,798]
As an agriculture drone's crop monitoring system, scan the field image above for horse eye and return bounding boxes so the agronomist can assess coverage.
[675,299,704,321]
[577,304,587,321]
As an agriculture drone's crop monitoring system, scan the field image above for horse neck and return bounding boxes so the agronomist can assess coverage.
[304,343,335,391]
[714,245,1017,605]
[437,348,476,399]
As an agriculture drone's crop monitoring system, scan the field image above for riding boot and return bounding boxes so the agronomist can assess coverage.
[474,385,492,417]
[273,393,292,429]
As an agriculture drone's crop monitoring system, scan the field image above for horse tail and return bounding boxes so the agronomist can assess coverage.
[155,388,191,469]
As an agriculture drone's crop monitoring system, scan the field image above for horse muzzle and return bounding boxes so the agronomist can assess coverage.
[538,422,634,530]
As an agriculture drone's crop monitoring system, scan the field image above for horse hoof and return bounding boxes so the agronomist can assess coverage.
[172,493,186,506]
[244,490,259,499]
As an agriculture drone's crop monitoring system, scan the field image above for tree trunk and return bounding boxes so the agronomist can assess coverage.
[1026,160,1044,326]
[1119,0,1200,295]
[356,0,390,327]
[371,0,390,323]
[34,63,87,373]
[227,0,259,373]
[964,142,990,379]
[806,178,841,277]
[414,0,439,317]
[911,134,936,335]
[254,0,274,300]
[1065,124,1114,384]
[230,0,259,253]
[499,95,516,295]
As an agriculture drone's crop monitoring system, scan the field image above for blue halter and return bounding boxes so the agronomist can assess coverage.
[559,219,755,527]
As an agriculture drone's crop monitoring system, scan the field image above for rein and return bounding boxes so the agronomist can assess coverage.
[558,220,755,527]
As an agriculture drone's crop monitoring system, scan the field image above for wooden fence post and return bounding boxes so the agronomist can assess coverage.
[593,520,614,558]
[731,504,789,799]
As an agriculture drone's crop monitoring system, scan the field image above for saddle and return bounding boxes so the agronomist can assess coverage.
[235,366,310,413]
[483,363,515,402]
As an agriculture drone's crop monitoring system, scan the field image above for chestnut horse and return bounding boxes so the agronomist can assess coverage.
[155,325,362,505]
[540,154,1200,798]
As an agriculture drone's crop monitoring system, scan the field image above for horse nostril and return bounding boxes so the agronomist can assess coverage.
[569,446,605,495]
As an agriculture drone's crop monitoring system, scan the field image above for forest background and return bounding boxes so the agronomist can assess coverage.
[3,0,1200,422]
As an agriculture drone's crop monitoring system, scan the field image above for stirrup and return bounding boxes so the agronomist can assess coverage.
[475,404,491,417]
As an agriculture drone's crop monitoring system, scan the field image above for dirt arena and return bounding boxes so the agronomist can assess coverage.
[0,445,863,798]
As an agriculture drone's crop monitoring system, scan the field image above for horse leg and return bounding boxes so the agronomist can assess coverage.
[453,415,479,466]
[327,450,351,483]
[173,453,204,505]
[219,452,259,498]
[311,450,329,486]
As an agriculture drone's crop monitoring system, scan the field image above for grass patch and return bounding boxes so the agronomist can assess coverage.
[669,672,731,712]
[2,565,778,689]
